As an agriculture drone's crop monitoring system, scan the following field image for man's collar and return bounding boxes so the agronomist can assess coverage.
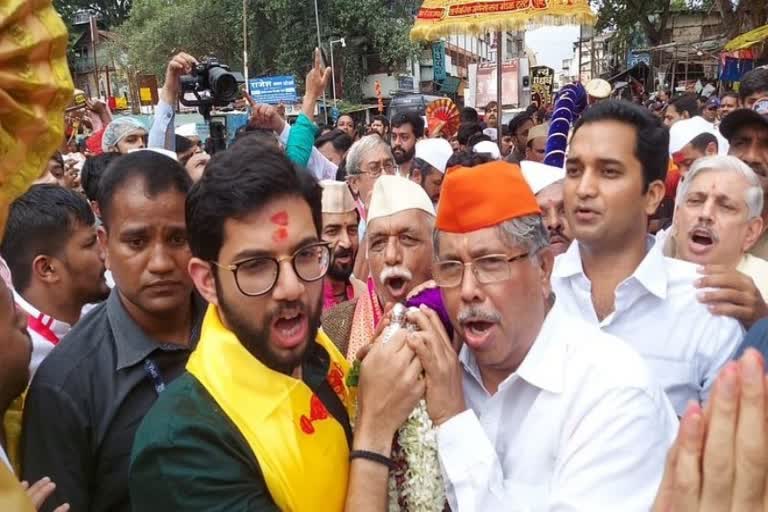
[14,291,72,338]
[516,306,567,394]
[551,238,585,278]
[552,237,668,300]
[459,306,566,395]
[110,290,205,371]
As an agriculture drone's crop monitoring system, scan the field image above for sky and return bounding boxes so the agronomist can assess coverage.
[525,25,581,73]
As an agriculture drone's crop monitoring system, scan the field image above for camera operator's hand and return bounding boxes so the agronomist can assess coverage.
[302,48,331,119]
[161,52,198,105]
[243,94,286,133]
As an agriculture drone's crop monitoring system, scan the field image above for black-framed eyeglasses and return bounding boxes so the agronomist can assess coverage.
[212,242,331,296]
[433,252,530,288]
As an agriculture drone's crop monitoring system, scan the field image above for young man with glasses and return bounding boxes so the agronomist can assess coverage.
[130,142,425,511]
[404,160,677,510]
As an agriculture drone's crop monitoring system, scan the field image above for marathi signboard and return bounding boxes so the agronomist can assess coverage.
[411,0,595,41]
[627,51,651,69]
[248,75,298,104]
[476,61,519,107]
[432,41,446,82]
[530,66,555,106]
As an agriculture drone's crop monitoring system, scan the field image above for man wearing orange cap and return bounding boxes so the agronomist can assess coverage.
[403,160,676,510]
[553,100,742,416]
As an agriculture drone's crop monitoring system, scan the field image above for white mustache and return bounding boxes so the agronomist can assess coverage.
[457,307,502,324]
[380,266,413,284]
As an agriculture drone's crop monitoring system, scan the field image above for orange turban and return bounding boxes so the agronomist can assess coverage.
[436,161,541,233]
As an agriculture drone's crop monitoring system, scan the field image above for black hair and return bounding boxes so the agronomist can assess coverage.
[186,142,322,263]
[175,135,194,154]
[460,107,479,124]
[391,112,425,138]
[668,94,700,118]
[457,122,483,146]
[501,125,511,137]
[1,184,95,292]
[80,152,122,203]
[484,101,498,111]
[371,115,389,128]
[720,90,739,102]
[466,132,491,148]
[445,150,494,169]
[689,132,718,153]
[573,100,669,190]
[314,128,353,153]
[335,158,348,181]
[97,150,192,230]
[337,114,355,127]
[739,68,768,102]
[508,113,533,135]
[50,151,64,166]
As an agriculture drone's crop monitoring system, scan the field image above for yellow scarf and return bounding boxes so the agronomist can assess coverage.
[187,306,352,512]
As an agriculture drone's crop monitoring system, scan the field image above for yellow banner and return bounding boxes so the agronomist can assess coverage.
[411,0,595,41]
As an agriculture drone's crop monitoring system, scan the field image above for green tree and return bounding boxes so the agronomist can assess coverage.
[55,0,133,29]
[115,0,420,102]
[597,0,768,49]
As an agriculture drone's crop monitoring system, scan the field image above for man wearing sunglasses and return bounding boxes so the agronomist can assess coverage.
[130,142,424,511]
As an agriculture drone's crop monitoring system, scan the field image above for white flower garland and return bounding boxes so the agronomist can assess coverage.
[380,304,445,511]
[390,399,445,511]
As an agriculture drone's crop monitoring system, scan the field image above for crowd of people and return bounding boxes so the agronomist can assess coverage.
[5,15,768,508]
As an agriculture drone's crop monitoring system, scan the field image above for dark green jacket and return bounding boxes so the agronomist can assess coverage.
[129,373,279,512]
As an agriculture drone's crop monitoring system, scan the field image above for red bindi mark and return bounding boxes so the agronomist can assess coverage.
[270,211,289,226]
[272,228,288,242]
[270,210,290,242]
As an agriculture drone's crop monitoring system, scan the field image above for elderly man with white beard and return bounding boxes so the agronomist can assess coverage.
[663,155,768,329]
[321,175,435,360]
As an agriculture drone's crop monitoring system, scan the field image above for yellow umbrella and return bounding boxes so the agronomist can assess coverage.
[411,0,595,41]
[410,0,595,148]
[724,23,768,52]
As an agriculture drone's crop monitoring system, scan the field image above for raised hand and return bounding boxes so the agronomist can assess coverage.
[161,52,199,104]
[652,349,768,512]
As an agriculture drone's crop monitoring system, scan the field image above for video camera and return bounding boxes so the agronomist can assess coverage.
[179,57,244,119]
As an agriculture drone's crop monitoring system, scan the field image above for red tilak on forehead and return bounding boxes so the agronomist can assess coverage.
[271,211,289,226]
[271,210,289,242]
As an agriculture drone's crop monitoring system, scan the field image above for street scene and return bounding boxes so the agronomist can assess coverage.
[2,0,768,510]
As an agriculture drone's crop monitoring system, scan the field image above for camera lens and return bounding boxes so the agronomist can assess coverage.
[208,67,239,102]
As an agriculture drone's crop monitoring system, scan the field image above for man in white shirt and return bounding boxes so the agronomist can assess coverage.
[663,155,768,329]
[406,160,678,511]
[555,100,743,415]
[0,185,110,375]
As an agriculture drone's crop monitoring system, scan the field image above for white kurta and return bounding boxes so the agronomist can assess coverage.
[438,305,678,511]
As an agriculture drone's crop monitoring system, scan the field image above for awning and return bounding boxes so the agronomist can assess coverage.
[606,62,650,84]
[409,0,594,41]
[725,24,768,52]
